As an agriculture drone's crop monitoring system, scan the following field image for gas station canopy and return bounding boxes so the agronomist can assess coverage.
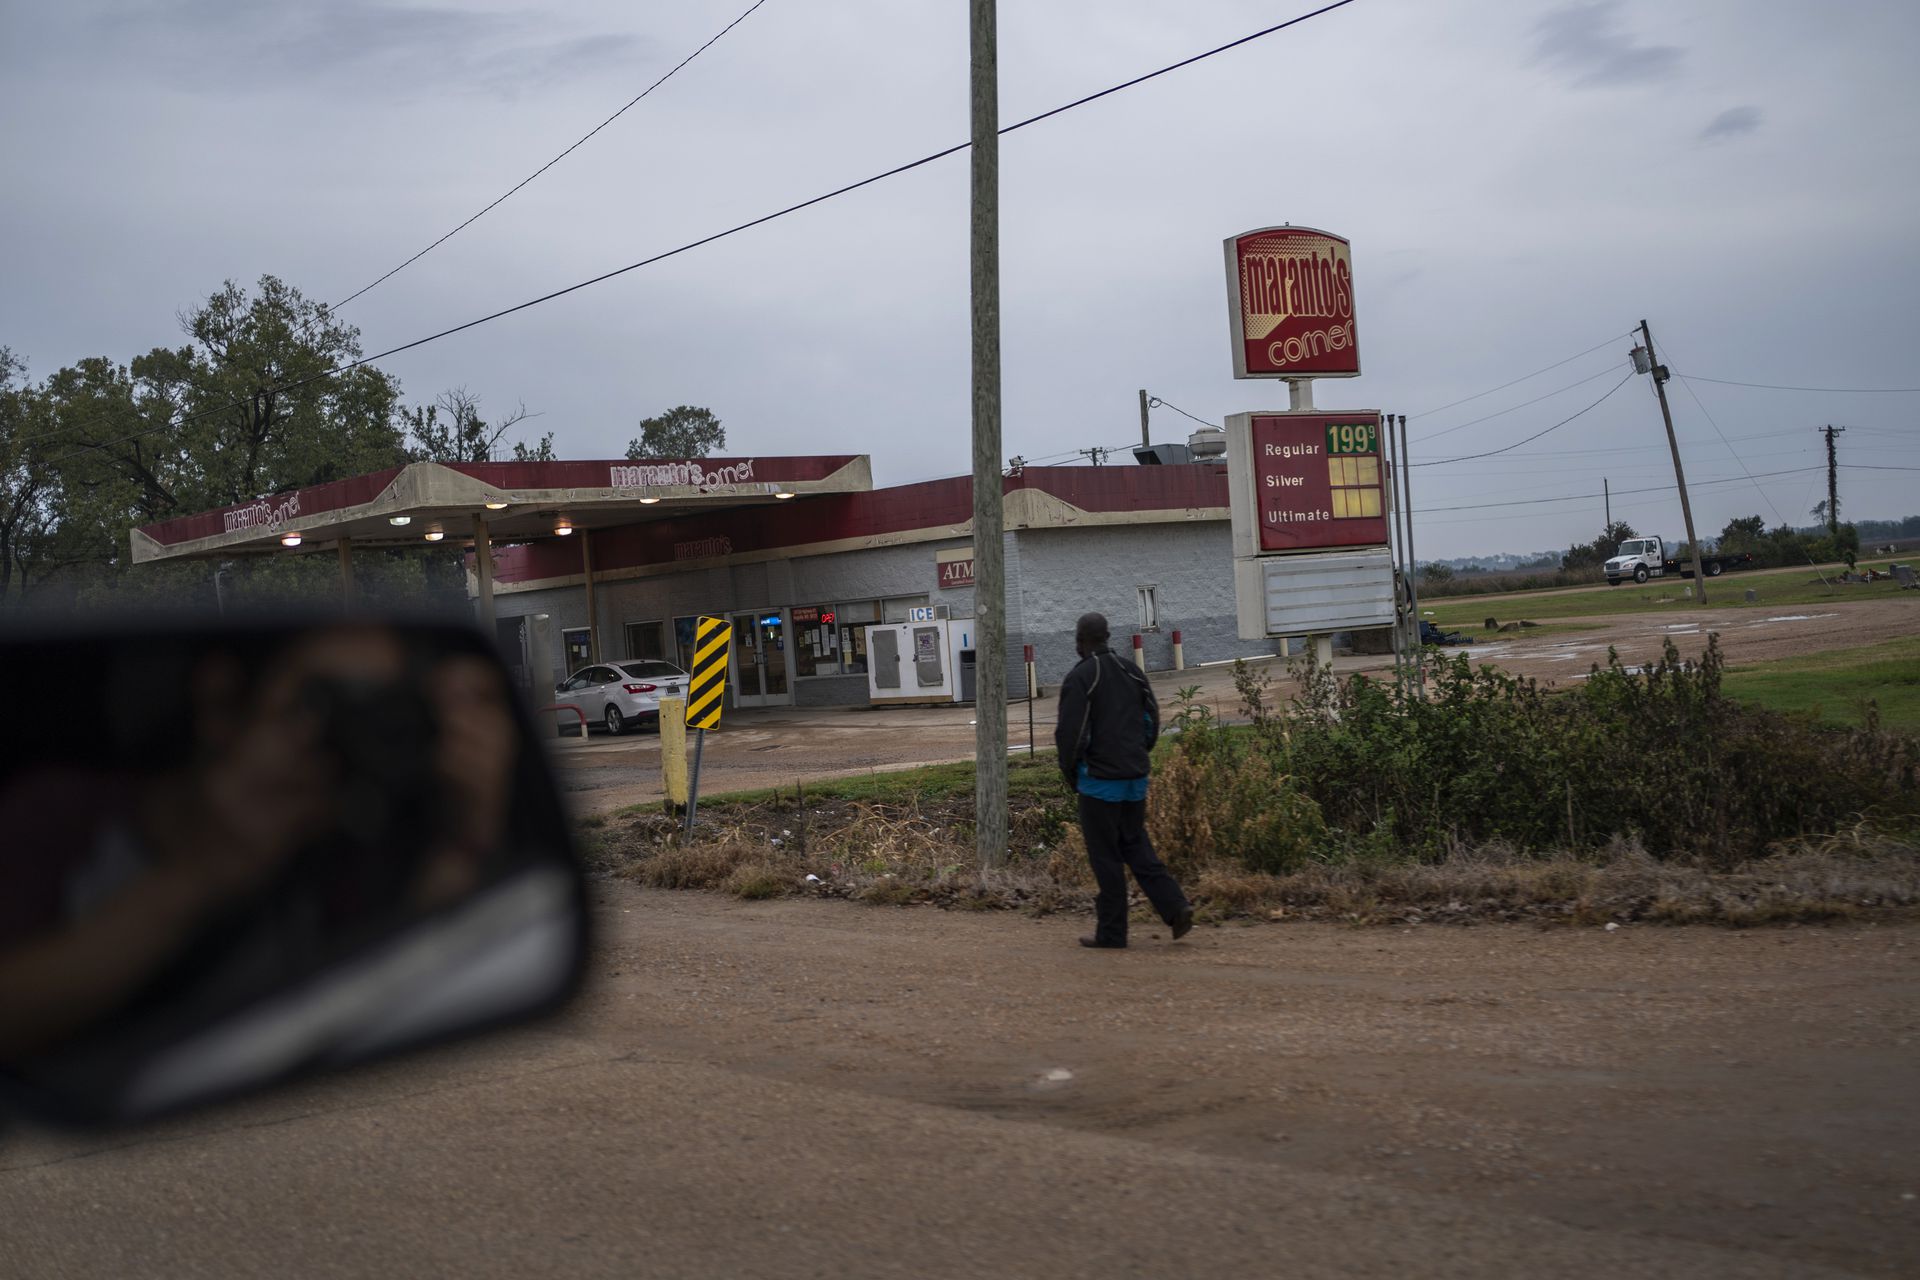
[130,455,873,563]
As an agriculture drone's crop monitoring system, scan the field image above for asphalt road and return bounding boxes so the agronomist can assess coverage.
[4,887,1915,1278]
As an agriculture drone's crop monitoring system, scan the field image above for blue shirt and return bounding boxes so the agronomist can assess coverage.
[1078,762,1147,802]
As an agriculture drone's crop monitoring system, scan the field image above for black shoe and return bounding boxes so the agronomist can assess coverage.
[1079,935,1126,949]
[1170,907,1195,941]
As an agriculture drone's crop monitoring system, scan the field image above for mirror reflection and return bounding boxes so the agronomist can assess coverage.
[0,620,586,1126]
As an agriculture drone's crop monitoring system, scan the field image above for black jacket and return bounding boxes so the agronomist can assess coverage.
[1055,648,1159,787]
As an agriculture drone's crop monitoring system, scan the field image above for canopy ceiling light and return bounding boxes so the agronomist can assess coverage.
[423,524,446,543]
[388,515,412,527]
[279,532,303,548]
[483,500,509,510]
[554,517,574,537]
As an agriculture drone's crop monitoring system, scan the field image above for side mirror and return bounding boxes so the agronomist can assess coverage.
[0,617,588,1128]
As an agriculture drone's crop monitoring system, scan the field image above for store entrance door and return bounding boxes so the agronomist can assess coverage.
[729,610,792,708]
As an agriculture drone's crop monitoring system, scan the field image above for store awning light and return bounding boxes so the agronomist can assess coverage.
[774,490,797,500]
[388,515,412,526]
[555,517,574,537]
[279,532,303,548]
[483,500,509,510]
[424,524,446,543]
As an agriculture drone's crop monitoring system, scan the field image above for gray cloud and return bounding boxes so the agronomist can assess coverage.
[1533,2,1683,88]
[1701,105,1762,142]
[87,1,643,97]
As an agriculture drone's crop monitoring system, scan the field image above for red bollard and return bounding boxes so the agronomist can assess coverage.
[1131,633,1144,669]
[1171,629,1184,671]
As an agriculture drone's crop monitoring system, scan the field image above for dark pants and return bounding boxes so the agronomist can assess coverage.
[1079,794,1188,944]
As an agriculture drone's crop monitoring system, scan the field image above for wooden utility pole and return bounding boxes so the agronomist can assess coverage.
[1820,424,1845,533]
[1638,319,1706,600]
[1138,389,1151,448]
[970,0,1007,869]
[1603,477,1611,530]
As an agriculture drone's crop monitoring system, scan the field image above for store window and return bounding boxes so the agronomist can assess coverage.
[791,606,831,678]
[624,620,667,662]
[835,600,879,674]
[561,627,592,672]
[671,615,701,674]
[1136,585,1159,633]
[881,595,930,623]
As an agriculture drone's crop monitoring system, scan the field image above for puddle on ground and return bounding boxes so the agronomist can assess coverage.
[1751,613,1838,624]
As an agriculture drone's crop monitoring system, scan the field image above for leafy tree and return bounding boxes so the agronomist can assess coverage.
[1718,514,1766,556]
[23,276,409,602]
[405,387,553,463]
[1418,562,1454,586]
[0,349,59,604]
[1561,521,1637,572]
[626,405,724,459]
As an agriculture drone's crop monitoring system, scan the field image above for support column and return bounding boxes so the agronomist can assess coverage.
[473,514,497,631]
[581,528,599,664]
[336,538,356,612]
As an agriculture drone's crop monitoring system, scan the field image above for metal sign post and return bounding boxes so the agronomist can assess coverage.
[684,616,731,835]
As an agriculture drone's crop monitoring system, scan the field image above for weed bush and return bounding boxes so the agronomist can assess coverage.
[1150,637,1920,869]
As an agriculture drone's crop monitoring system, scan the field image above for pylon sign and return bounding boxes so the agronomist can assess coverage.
[687,616,731,729]
[1224,226,1359,379]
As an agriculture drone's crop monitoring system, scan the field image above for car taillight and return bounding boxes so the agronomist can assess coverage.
[623,683,657,694]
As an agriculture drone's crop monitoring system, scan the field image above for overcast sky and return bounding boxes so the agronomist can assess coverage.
[5,0,1917,558]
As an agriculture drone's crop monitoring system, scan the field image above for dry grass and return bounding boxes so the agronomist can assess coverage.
[587,803,1920,928]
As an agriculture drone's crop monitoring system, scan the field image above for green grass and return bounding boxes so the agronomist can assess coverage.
[628,750,1064,814]
[1425,559,1916,627]
[1720,636,1920,732]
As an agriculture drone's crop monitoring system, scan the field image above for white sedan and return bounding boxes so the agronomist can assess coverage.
[554,660,691,736]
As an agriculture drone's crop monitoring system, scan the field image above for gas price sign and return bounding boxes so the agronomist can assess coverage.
[1248,410,1388,552]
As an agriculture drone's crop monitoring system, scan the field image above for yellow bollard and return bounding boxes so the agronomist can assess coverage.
[659,696,689,808]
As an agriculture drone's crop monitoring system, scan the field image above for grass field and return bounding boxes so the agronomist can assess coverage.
[1721,635,1920,731]
[1425,558,1916,626]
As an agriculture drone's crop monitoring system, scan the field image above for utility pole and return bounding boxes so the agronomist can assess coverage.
[1603,477,1610,530]
[969,0,1007,870]
[1138,389,1151,448]
[1820,424,1845,534]
[1635,319,1706,600]
[1396,413,1424,694]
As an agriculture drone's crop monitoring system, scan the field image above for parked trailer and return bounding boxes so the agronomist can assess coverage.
[1604,536,1754,586]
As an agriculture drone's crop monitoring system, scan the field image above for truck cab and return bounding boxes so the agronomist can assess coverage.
[1605,537,1666,585]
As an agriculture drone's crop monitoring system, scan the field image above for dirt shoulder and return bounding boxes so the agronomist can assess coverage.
[582,888,1920,1277]
[8,887,1912,1278]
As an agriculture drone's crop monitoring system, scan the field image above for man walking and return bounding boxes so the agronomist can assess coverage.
[1054,612,1192,949]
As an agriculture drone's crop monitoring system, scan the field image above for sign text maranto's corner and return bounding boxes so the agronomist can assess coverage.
[1224,226,1359,379]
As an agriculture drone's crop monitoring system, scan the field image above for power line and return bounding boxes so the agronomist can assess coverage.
[331,0,778,310]
[1410,331,1632,420]
[1416,466,1822,514]
[49,0,1364,469]
[1410,371,1634,467]
[1144,395,1219,430]
[1411,361,1627,445]
[1680,374,1920,394]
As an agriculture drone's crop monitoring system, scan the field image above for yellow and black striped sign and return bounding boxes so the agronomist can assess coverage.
[686,616,731,729]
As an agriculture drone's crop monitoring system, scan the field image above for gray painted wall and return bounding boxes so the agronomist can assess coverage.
[1010,522,1283,687]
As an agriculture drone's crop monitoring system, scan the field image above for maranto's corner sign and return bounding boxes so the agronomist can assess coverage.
[1224,226,1359,379]
[1248,411,1388,552]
